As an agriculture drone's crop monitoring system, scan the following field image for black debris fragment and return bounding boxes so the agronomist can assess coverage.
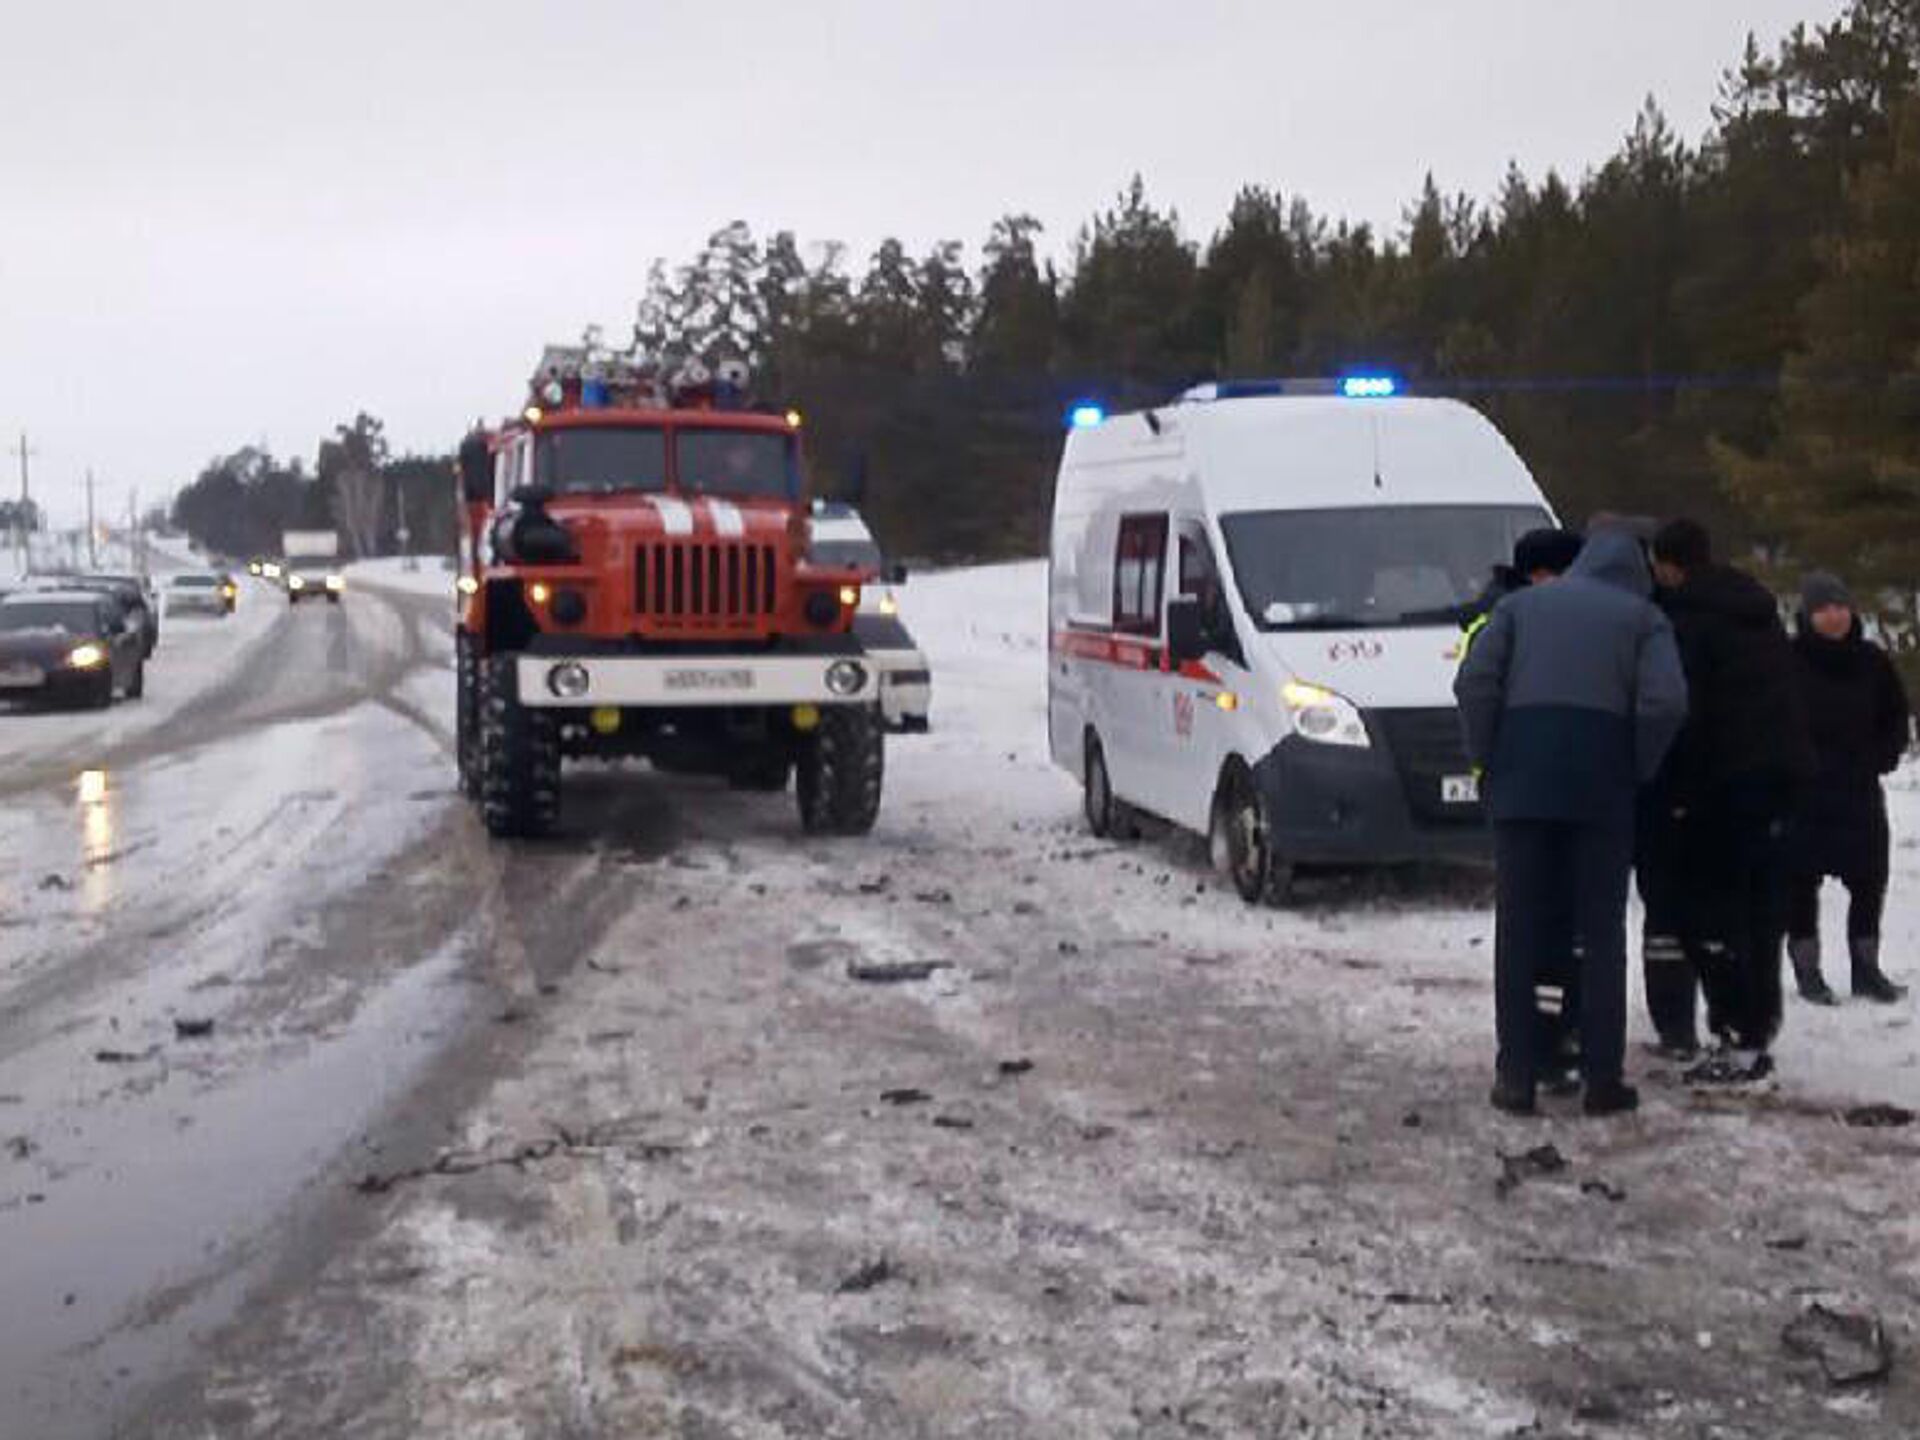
[1495,1143,1570,1198]
[1402,1111,1423,1129]
[912,889,954,905]
[997,1058,1035,1077]
[6,1136,34,1161]
[1843,1103,1916,1129]
[1580,1178,1628,1203]
[93,1047,156,1064]
[1111,1288,1150,1307]
[881,1088,931,1106]
[932,1115,975,1130]
[1766,1234,1810,1252]
[172,1018,215,1040]
[1782,1303,1893,1387]
[584,958,623,975]
[38,874,72,892]
[846,960,953,984]
[835,1257,897,1294]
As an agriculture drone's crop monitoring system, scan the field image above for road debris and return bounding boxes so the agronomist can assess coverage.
[1842,1102,1915,1128]
[1581,1178,1628,1203]
[1495,1143,1570,1198]
[92,1047,158,1064]
[1782,1302,1893,1387]
[38,874,72,892]
[997,1057,1035,1077]
[172,1017,215,1040]
[846,960,953,984]
[880,1088,931,1106]
[835,1257,898,1294]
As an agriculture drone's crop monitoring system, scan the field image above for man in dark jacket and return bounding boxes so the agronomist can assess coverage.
[1456,530,1689,1116]
[1649,519,1813,1082]
[1786,572,1912,1005]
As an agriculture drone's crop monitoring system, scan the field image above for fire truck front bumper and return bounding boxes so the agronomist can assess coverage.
[515,652,879,709]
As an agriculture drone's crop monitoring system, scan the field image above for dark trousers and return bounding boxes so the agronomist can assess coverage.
[1692,779,1792,1051]
[1787,804,1890,942]
[1495,819,1633,1091]
[1637,796,1706,1046]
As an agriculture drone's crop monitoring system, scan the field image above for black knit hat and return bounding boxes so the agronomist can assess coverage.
[1801,571,1852,613]
[1512,528,1584,578]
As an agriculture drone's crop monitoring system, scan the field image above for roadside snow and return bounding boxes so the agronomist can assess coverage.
[164,559,1920,1436]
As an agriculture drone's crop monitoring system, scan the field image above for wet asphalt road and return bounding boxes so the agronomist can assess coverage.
[0,578,684,1438]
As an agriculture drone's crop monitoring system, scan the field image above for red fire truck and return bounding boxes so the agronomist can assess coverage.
[454,342,883,838]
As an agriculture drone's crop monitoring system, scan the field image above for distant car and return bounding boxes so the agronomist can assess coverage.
[259,557,284,583]
[0,590,145,707]
[284,556,343,605]
[808,503,931,733]
[164,572,234,617]
[59,574,160,658]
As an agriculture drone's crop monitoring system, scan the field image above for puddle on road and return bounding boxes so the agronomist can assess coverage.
[0,941,471,1439]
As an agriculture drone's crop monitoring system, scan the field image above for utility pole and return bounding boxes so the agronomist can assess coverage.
[86,469,97,569]
[13,432,34,575]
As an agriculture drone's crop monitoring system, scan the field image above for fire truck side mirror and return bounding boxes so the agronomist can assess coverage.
[458,436,492,505]
[510,484,556,507]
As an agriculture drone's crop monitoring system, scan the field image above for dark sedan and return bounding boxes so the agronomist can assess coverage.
[0,591,146,707]
[60,574,160,658]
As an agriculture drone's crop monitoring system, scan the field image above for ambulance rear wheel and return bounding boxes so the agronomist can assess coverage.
[1214,764,1292,906]
[797,705,884,835]
[479,654,560,838]
[1082,734,1141,840]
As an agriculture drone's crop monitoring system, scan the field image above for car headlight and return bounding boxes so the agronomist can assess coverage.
[1282,679,1371,748]
[289,576,305,590]
[67,642,107,669]
[325,575,344,591]
[825,659,868,697]
[878,593,899,617]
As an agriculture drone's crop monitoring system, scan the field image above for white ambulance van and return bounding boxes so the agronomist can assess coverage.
[1048,378,1553,902]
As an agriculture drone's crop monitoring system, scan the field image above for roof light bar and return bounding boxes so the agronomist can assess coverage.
[1069,404,1106,429]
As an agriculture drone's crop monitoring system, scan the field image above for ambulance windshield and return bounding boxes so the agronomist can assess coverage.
[1222,504,1550,631]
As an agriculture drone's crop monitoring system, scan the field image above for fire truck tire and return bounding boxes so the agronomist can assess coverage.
[455,633,482,799]
[479,654,560,838]
[796,705,883,835]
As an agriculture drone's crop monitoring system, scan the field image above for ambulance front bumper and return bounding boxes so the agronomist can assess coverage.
[516,653,876,709]
[1250,734,1490,867]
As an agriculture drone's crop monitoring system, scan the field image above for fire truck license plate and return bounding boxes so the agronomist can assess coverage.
[1442,774,1479,804]
[663,668,755,693]
[0,664,43,689]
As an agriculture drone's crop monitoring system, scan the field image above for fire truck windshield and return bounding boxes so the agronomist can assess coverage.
[677,431,795,500]
[535,428,668,495]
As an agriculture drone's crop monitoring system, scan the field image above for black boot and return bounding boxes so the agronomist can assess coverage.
[1790,936,1840,1007]
[1489,1076,1536,1116]
[1584,1080,1640,1116]
[1851,936,1908,1004]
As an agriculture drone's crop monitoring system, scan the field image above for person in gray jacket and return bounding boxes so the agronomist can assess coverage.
[1455,530,1690,1116]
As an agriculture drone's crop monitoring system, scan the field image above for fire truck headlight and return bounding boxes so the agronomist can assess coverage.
[547,662,591,699]
[804,591,839,627]
[550,588,587,626]
[825,660,868,697]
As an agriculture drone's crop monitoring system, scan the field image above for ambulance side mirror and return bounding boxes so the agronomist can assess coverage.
[1165,599,1207,664]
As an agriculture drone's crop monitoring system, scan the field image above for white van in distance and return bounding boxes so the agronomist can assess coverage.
[1047,378,1553,902]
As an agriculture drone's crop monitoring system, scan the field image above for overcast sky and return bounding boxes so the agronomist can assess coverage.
[0,0,1845,526]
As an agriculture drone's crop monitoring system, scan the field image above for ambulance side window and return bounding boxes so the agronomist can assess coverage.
[1112,514,1168,636]
[1178,529,1246,667]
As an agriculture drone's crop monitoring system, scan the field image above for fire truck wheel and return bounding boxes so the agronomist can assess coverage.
[455,633,482,799]
[1212,763,1293,906]
[479,654,560,838]
[796,705,884,835]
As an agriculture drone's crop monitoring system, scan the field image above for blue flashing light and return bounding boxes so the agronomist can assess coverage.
[1341,374,1399,399]
[1069,403,1106,429]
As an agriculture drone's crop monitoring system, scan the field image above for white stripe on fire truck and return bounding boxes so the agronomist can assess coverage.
[704,498,746,537]
[647,496,695,536]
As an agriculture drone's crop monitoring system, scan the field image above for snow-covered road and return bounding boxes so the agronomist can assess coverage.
[5,561,1920,1437]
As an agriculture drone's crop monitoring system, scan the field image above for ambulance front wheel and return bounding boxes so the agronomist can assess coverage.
[1213,763,1293,906]
[1081,733,1140,841]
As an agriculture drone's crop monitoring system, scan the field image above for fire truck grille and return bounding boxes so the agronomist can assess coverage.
[636,542,779,622]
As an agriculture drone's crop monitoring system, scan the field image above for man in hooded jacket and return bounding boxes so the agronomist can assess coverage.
[1649,520,1813,1080]
[1456,530,1689,1116]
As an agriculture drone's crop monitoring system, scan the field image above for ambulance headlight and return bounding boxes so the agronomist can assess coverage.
[1281,680,1371,748]
[825,660,868,697]
[547,662,591,699]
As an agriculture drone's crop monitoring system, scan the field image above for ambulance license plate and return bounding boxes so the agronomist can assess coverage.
[0,664,43,689]
[1441,774,1479,805]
